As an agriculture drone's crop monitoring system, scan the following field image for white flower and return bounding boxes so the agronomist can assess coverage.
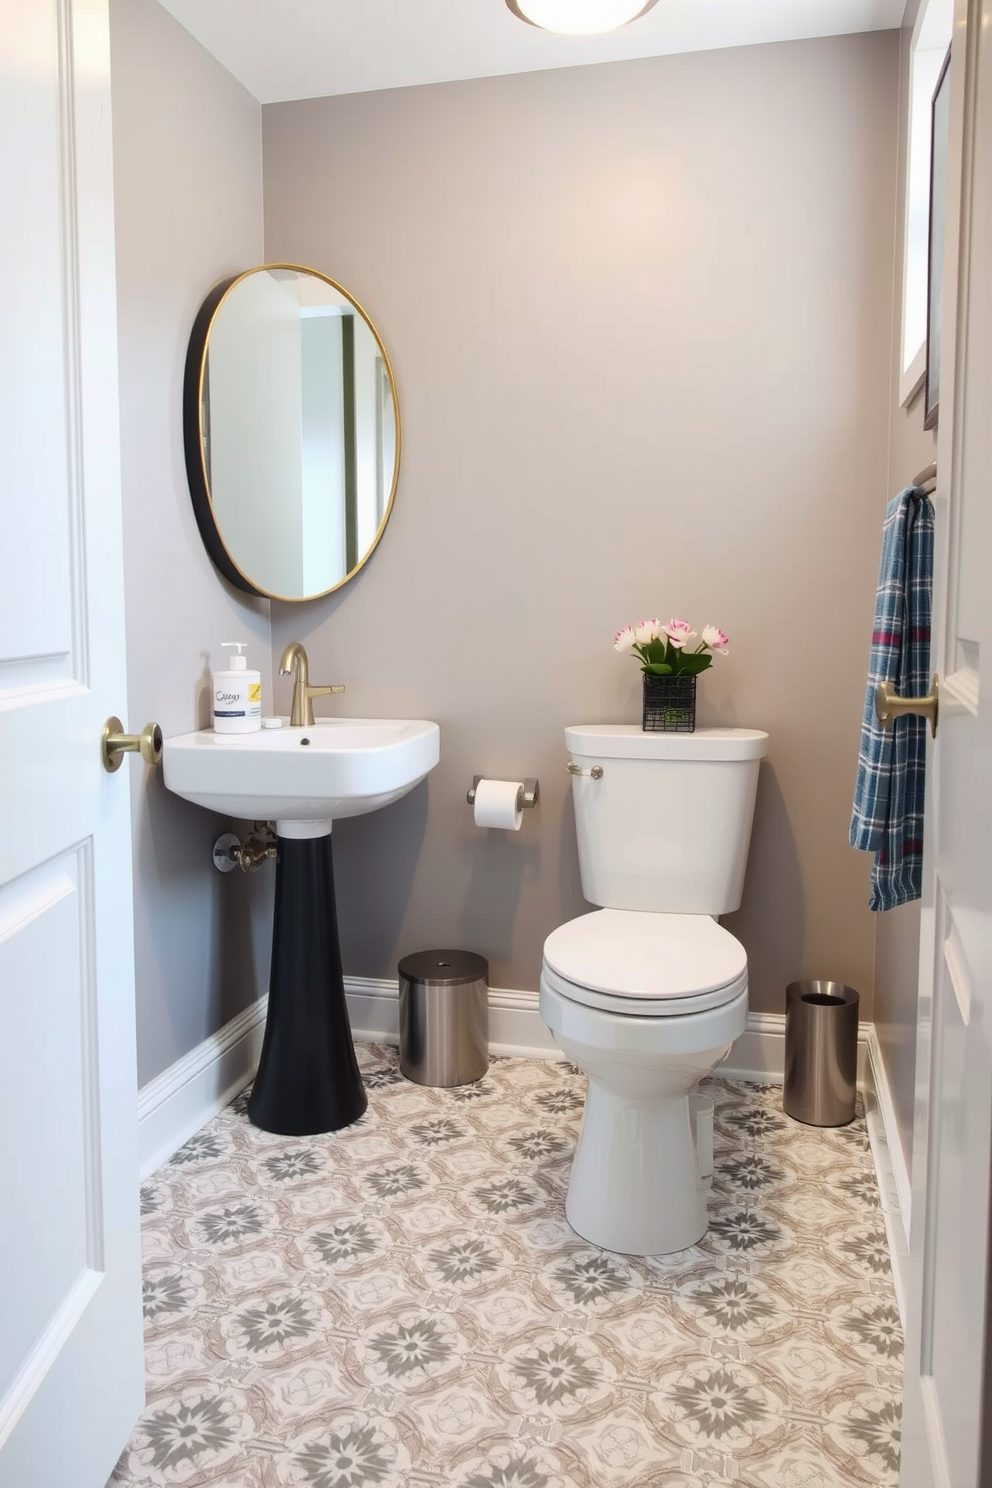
[613,625,637,653]
[663,618,696,649]
[633,618,661,644]
[702,624,730,654]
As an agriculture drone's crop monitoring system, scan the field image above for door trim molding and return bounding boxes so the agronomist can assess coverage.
[862,1025,912,1321]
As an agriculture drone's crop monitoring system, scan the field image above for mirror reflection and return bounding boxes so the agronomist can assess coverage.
[185,265,399,601]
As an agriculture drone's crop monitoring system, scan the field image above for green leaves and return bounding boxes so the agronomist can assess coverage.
[637,640,712,677]
[639,638,669,666]
[673,652,714,676]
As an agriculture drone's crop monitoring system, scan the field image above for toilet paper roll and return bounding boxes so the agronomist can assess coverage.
[473,778,523,831]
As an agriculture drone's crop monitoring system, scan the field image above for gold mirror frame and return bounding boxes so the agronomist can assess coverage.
[183,263,401,603]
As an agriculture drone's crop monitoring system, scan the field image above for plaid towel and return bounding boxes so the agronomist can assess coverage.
[850,487,934,911]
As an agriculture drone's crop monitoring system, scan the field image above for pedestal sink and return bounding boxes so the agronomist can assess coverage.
[163,718,440,1136]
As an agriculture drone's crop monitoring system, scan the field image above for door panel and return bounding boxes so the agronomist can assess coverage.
[900,0,992,1480]
[915,882,991,1487]
[0,0,76,688]
[0,851,97,1401]
[0,1,144,1484]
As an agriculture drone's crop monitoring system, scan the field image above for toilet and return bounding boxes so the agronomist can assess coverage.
[540,724,769,1256]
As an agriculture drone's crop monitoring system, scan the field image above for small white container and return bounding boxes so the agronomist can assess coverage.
[212,642,261,734]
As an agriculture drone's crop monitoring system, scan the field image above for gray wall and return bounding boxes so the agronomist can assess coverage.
[262,32,900,1012]
[111,0,274,1087]
[873,14,938,1171]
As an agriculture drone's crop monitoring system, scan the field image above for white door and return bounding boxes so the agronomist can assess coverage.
[900,0,992,1481]
[0,2,144,1485]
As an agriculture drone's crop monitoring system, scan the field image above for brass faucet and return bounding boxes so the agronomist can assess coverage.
[279,642,344,727]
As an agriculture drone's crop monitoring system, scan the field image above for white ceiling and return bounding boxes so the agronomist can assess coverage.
[156,0,908,105]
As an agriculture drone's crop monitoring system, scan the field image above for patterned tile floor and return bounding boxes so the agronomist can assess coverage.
[113,1046,902,1488]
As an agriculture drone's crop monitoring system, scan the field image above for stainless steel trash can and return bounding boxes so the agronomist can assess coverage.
[398,949,489,1087]
[783,980,859,1126]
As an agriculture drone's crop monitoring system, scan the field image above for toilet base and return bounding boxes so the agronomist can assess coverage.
[540,979,747,1255]
[567,1084,707,1254]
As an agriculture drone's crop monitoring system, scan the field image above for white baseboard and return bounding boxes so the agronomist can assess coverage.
[137,978,558,1176]
[136,976,885,1225]
[344,976,562,1058]
[862,1026,912,1321]
[717,1011,786,1083]
[137,999,268,1179]
[347,985,863,1084]
[350,987,878,1088]
[717,1011,870,1088]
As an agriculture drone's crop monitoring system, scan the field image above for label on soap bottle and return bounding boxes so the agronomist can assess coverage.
[213,673,262,732]
[214,682,249,718]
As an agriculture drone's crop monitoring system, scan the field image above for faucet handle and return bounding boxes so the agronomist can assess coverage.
[307,684,345,702]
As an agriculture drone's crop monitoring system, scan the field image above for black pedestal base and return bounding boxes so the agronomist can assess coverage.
[248,831,367,1135]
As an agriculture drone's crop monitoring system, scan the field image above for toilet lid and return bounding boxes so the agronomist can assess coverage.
[543,910,747,1011]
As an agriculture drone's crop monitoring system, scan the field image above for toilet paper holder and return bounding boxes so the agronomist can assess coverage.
[466,776,540,810]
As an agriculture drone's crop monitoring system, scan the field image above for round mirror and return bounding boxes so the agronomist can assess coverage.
[183,264,400,601]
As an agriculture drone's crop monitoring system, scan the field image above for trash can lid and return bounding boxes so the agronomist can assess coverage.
[398,949,489,986]
[786,980,859,1006]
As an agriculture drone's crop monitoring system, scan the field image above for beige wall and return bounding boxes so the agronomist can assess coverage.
[262,32,899,1012]
[874,15,938,1165]
[111,0,274,1087]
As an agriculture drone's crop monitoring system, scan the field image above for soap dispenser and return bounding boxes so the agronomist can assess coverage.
[212,642,262,733]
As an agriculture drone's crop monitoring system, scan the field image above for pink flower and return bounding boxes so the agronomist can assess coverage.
[702,624,730,654]
[663,618,697,649]
[613,625,637,653]
[633,618,661,644]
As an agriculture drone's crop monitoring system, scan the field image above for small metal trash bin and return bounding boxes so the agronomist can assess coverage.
[398,949,489,1087]
[783,980,860,1126]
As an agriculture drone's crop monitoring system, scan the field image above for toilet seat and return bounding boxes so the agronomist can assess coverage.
[542,909,748,1017]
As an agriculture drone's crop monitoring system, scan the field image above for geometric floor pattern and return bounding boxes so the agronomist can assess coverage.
[112,1045,902,1488]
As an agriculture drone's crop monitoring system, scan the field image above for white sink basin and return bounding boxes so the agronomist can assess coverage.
[163,718,440,829]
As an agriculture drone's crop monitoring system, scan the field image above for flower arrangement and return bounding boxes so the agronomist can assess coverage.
[614,618,730,676]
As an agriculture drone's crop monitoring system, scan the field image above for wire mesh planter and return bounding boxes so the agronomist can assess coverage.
[642,674,697,732]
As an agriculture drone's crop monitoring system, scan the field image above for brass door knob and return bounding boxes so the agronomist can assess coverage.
[102,717,164,773]
[874,674,939,738]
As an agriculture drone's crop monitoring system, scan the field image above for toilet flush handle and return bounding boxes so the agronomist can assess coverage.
[565,762,604,779]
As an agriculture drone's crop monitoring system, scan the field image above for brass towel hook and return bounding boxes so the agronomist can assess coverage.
[874,675,939,738]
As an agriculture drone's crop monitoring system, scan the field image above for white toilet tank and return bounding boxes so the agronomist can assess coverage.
[566,725,769,914]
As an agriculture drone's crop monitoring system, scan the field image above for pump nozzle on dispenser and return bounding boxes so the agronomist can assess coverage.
[221,642,248,671]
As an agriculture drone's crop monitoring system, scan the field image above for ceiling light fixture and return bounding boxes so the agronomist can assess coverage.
[504,0,659,35]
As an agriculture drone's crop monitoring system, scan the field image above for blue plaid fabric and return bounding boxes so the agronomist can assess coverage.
[850,487,934,911]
